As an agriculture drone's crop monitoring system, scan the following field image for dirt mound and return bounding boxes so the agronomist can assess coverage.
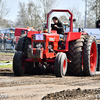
[42,88,100,100]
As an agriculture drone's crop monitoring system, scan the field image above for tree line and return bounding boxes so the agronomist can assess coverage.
[0,0,99,30]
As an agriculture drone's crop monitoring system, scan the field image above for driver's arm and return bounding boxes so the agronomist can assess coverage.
[57,22,64,30]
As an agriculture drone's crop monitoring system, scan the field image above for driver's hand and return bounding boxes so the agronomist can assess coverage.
[54,25,58,28]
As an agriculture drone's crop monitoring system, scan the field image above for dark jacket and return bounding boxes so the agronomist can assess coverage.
[52,20,64,35]
[96,20,100,28]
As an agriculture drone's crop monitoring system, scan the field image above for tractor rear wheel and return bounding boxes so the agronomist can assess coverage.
[83,36,98,76]
[54,53,67,77]
[67,36,84,76]
[13,51,25,76]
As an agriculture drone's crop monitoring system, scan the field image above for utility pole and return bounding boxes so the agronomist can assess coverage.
[84,0,87,28]
[96,0,97,21]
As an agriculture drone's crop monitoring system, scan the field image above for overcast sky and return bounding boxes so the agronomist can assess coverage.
[5,0,85,21]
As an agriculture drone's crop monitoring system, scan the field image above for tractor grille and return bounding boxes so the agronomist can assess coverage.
[33,42,45,49]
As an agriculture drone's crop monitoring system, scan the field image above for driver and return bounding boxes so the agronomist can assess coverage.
[51,16,64,35]
[52,16,65,49]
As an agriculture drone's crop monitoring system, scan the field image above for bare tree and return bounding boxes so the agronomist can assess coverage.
[15,2,27,28]
[87,0,100,28]
[59,15,68,22]
[88,0,100,20]
[39,0,56,21]
[86,11,96,28]
[16,1,42,30]
[0,0,9,19]
[27,1,42,30]
[66,7,84,28]
[0,19,14,28]
[0,0,9,28]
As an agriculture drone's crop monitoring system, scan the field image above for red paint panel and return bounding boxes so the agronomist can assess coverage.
[47,9,73,32]
[15,28,27,36]
[67,32,81,41]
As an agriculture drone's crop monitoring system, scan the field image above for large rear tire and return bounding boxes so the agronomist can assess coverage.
[54,53,67,77]
[83,36,98,76]
[13,51,25,76]
[67,36,84,76]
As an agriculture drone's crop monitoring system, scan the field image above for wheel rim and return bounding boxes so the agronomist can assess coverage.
[63,60,66,72]
[90,41,97,73]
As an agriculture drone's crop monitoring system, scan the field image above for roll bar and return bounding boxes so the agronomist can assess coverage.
[47,9,73,33]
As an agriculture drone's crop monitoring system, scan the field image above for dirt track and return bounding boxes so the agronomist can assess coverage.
[0,54,13,61]
[0,68,100,100]
[0,54,100,100]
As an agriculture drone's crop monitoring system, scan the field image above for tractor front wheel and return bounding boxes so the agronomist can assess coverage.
[83,36,98,76]
[13,51,25,76]
[16,34,26,51]
[54,53,67,77]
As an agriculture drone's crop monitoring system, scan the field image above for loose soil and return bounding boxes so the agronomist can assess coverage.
[0,53,100,100]
[0,54,13,61]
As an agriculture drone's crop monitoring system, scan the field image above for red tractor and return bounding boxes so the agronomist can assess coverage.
[13,9,98,77]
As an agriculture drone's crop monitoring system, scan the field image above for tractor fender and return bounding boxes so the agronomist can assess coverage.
[67,32,81,41]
